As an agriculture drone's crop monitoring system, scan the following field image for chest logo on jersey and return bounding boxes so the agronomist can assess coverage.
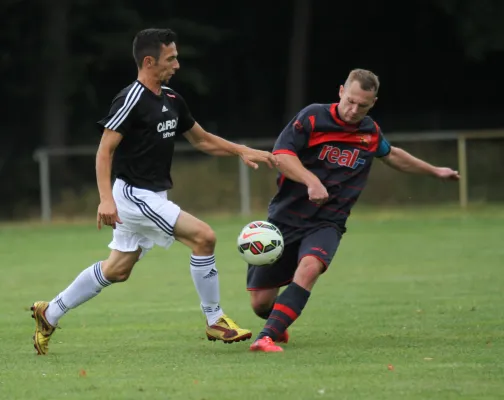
[318,145,366,169]
[157,118,178,138]
[357,134,372,147]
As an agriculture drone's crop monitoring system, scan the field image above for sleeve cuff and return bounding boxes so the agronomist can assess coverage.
[273,149,297,156]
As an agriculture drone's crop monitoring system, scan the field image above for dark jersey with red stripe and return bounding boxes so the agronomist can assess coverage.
[268,103,391,233]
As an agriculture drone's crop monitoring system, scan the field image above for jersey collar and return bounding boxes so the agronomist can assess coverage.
[330,103,361,131]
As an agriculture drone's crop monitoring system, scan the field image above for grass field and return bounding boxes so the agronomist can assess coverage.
[1,206,504,399]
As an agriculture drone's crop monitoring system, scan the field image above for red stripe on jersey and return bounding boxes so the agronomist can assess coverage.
[308,131,379,152]
[308,115,316,131]
[278,173,286,188]
[273,149,297,156]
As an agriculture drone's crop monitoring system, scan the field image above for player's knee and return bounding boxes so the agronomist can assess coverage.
[294,256,325,290]
[102,262,133,282]
[250,292,276,318]
[193,223,216,253]
[251,299,273,318]
[101,251,139,282]
[111,270,132,282]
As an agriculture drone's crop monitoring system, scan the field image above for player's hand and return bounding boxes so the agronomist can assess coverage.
[97,199,122,230]
[239,147,279,170]
[434,167,460,180]
[307,181,329,205]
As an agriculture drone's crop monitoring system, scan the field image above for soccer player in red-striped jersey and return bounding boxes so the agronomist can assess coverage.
[248,69,460,352]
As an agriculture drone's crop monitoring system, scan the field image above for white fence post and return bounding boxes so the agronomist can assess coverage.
[238,147,251,217]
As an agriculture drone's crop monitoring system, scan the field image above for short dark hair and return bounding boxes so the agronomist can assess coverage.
[345,69,380,94]
[132,28,177,68]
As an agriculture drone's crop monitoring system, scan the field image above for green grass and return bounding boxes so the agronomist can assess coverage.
[1,206,504,399]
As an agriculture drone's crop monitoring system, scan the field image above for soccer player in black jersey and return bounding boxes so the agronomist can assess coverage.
[30,28,277,355]
[248,69,460,352]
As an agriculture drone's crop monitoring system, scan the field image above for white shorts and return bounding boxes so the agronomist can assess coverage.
[109,178,181,256]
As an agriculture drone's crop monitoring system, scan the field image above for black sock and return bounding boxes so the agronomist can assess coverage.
[256,282,311,341]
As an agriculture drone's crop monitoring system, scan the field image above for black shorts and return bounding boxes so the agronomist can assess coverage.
[246,221,342,291]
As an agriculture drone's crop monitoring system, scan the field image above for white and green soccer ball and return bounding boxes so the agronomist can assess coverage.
[237,221,284,266]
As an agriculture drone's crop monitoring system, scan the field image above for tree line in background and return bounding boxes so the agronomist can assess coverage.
[1,0,504,219]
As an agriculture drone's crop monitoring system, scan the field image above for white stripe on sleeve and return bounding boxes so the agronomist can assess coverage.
[105,82,144,131]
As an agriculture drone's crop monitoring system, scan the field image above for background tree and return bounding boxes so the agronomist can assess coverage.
[284,0,312,122]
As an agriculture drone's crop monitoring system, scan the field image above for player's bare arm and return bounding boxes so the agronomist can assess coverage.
[275,154,329,204]
[96,128,123,229]
[183,122,277,169]
[381,146,460,180]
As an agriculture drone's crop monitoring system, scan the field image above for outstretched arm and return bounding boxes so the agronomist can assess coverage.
[184,122,244,156]
[183,122,277,169]
[381,146,460,180]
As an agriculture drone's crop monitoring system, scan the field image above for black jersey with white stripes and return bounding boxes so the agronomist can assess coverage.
[97,80,195,191]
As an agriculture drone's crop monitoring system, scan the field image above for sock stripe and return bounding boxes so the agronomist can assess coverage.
[264,325,281,335]
[93,262,111,287]
[273,303,299,321]
[56,297,68,313]
[190,261,215,268]
[270,314,289,327]
[190,255,215,261]
[190,256,215,267]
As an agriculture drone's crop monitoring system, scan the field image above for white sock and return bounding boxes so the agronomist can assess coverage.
[190,254,224,325]
[45,262,111,326]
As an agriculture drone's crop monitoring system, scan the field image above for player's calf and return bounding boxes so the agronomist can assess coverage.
[252,257,325,344]
[250,289,289,343]
[174,211,237,330]
[254,282,310,342]
[31,249,141,355]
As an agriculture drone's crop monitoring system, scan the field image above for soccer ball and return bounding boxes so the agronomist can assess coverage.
[237,221,284,266]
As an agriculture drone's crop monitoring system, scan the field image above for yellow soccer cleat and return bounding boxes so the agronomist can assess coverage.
[30,301,56,355]
[206,314,252,343]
